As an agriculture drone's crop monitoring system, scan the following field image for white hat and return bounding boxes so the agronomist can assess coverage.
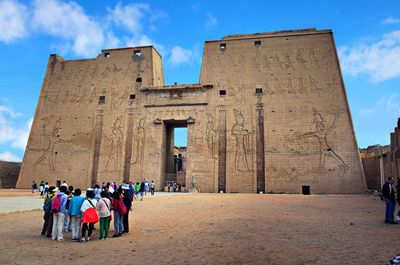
[121,184,130,190]
[61,183,68,187]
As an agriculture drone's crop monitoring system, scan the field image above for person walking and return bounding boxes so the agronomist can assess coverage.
[139,181,145,201]
[382,176,397,224]
[96,191,111,240]
[150,180,155,195]
[32,181,37,195]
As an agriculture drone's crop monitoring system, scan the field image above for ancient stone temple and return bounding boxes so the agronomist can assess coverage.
[17,28,366,193]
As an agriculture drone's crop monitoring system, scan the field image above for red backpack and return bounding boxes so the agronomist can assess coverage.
[51,195,61,213]
[119,199,127,215]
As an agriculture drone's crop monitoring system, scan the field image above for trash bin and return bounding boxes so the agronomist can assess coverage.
[302,185,310,195]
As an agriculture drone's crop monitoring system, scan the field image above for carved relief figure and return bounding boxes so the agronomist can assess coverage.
[206,113,217,159]
[105,116,124,173]
[232,109,254,172]
[132,118,145,165]
[296,108,348,172]
[33,118,70,172]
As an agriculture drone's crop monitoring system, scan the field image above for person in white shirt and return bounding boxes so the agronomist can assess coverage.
[80,189,98,241]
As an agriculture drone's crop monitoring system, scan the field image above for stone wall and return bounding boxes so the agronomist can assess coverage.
[18,29,366,194]
[362,157,382,191]
[0,161,21,188]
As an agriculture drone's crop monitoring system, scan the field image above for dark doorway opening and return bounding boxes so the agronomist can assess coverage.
[164,120,187,192]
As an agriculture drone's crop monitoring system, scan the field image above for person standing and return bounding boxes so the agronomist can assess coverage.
[51,185,68,241]
[122,184,133,234]
[32,181,37,195]
[39,181,45,197]
[139,181,145,201]
[43,182,49,198]
[149,180,155,195]
[41,186,57,237]
[96,191,111,240]
[382,176,397,224]
[80,189,98,242]
[111,190,125,237]
[69,188,84,242]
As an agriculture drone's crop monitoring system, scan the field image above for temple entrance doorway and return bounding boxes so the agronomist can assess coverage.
[163,120,187,192]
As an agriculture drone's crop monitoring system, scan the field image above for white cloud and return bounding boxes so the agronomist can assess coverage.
[205,13,218,29]
[339,30,400,82]
[0,151,21,162]
[0,0,28,43]
[382,16,400,25]
[0,1,165,57]
[359,94,400,117]
[32,0,104,57]
[11,117,32,150]
[169,46,194,66]
[107,2,149,35]
[0,105,32,150]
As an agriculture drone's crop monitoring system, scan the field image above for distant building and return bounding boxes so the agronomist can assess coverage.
[360,118,400,191]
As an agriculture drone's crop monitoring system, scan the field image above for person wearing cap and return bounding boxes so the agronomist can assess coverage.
[41,186,57,237]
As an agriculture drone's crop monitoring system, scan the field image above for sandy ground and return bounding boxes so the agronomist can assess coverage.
[0,191,398,265]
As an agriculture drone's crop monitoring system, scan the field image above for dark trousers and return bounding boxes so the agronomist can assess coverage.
[150,188,154,195]
[123,206,131,233]
[82,223,94,238]
[41,211,53,236]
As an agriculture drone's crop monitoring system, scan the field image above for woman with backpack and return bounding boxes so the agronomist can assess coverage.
[41,186,57,237]
[96,191,111,240]
[111,190,126,237]
[80,189,98,242]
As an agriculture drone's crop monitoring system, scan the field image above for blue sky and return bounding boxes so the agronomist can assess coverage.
[0,0,399,162]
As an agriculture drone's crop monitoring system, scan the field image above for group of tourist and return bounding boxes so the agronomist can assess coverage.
[382,176,400,224]
[39,180,155,242]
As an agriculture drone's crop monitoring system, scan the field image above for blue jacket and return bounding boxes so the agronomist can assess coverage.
[69,195,85,216]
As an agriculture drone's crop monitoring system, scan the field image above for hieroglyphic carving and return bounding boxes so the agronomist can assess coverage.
[296,107,348,172]
[273,55,284,69]
[33,118,70,172]
[283,50,295,70]
[296,49,308,69]
[132,117,145,165]
[205,113,217,159]
[104,116,124,173]
[309,49,320,68]
[232,109,254,172]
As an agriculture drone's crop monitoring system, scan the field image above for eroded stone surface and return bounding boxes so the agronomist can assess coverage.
[17,29,366,193]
